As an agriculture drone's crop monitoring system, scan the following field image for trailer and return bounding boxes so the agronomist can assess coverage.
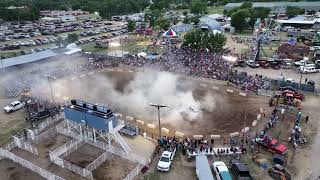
[195,156,214,180]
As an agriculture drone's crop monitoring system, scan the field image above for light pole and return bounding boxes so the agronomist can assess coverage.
[299,56,308,89]
[150,103,168,138]
[44,75,55,103]
[222,55,237,84]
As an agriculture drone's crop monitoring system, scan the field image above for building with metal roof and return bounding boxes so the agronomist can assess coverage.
[171,23,193,34]
[199,18,222,31]
[1,50,57,68]
[225,1,320,12]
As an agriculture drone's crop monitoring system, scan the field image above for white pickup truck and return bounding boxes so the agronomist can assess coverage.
[3,101,25,113]
[157,146,176,172]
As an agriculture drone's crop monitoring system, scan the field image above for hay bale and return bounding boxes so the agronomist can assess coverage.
[239,92,247,97]
[259,108,264,114]
[200,84,207,88]
[212,86,219,90]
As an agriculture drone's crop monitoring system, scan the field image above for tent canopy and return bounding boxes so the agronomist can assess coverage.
[163,29,178,37]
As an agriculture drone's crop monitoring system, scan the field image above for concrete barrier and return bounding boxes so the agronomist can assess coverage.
[257,114,261,121]
[136,120,144,125]
[259,108,264,114]
[175,131,184,137]
[128,70,134,73]
[241,127,250,134]
[147,123,156,129]
[126,116,134,121]
[252,120,257,127]
[212,86,219,90]
[230,132,239,137]
[239,92,247,97]
[210,135,221,140]
[114,113,123,118]
[161,128,169,134]
[227,89,234,94]
[193,135,203,139]
[200,84,207,88]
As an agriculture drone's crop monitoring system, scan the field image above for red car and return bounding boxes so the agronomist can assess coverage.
[256,137,287,154]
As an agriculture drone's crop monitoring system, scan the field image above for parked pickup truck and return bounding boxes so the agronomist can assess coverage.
[3,100,25,113]
[26,108,59,122]
[255,136,287,154]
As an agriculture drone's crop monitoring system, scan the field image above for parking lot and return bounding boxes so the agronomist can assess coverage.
[0,19,127,58]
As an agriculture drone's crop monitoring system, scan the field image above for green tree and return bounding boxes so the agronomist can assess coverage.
[66,33,79,44]
[182,29,226,51]
[248,7,270,30]
[183,11,188,16]
[156,18,170,30]
[127,20,136,32]
[171,16,179,25]
[286,6,305,18]
[183,16,190,24]
[191,16,200,26]
[190,0,207,15]
[231,8,250,33]
[240,2,252,9]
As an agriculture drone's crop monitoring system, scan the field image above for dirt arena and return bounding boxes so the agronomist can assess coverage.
[36,68,272,136]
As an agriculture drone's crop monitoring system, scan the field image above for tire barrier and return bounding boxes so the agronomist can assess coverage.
[257,114,262,121]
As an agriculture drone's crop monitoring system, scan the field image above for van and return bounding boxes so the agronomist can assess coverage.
[196,156,214,180]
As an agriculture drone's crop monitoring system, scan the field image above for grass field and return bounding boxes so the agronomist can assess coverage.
[207,6,224,14]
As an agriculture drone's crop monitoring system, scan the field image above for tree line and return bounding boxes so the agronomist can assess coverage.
[0,0,150,21]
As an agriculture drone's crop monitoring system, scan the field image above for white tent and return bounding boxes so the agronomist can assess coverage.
[137,52,147,58]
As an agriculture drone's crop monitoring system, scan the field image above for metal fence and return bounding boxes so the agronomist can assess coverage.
[271,79,315,92]
[0,148,65,180]
[13,136,38,155]
[85,151,112,172]
[34,126,57,143]
[123,164,144,180]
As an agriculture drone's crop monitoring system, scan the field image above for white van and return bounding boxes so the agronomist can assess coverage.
[300,66,319,73]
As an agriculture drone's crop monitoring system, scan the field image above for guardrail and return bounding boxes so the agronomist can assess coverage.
[123,164,144,180]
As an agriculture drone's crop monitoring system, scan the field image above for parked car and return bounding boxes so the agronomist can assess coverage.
[268,164,291,180]
[4,101,25,113]
[255,136,287,154]
[229,159,253,180]
[246,60,259,68]
[212,161,232,180]
[294,60,312,67]
[300,66,319,73]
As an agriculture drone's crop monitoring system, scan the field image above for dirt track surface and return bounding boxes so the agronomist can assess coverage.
[0,159,44,180]
[42,69,271,137]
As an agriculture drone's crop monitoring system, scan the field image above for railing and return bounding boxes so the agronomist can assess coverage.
[111,131,131,153]
[51,155,93,179]
[85,151,112,172]
[0,148,65,180]
[123,164,144,180]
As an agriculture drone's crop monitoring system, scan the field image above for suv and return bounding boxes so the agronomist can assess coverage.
[157,151,173,171]
[213,161,232,180]
[229,159,253,180]
[27,108,58,122]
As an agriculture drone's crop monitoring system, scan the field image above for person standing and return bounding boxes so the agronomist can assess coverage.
[306,115,309,124]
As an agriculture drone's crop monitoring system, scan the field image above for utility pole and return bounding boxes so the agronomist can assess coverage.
[45,75,55,103]
[25,100,33,129]
[150,103,168,139]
